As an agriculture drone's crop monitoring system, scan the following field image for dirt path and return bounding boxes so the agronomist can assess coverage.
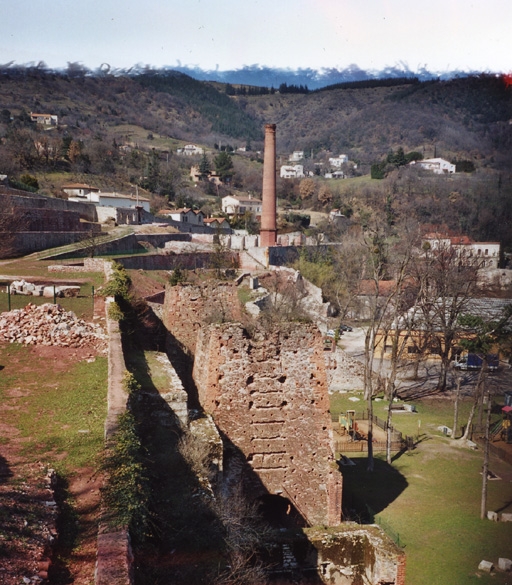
[0,296,107,584]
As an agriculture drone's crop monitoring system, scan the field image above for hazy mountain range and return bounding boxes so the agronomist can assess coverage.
[0,61,492,89]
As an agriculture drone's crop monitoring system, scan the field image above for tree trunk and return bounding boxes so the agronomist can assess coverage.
[367,401,374,472]
[461,362,486,441]
[480,392,492,520]
[452,373,462,439]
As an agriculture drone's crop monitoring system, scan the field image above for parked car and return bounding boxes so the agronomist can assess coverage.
[338,324,353,332]
[326,329,336,338]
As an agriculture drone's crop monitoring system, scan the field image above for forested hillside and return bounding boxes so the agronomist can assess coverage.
[0,67,511,251]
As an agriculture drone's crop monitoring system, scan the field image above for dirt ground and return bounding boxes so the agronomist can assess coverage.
[0,297,106,585]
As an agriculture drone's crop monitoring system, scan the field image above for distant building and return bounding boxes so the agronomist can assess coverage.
[30,112,58,126]
[280,164,305,179]
[410,158,456,174]
[65,186,150,212]
[423,233,500,269]
[158,208,205,226]
[62,183,100,198]
[203,217,231,231]
[328,154,348,168]
[222,195,262,216]
[289,151,304,162]
[177,144,204,156]
[190,165,222,185]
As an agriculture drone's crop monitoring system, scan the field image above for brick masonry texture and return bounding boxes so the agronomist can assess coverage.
[192,321,343,526]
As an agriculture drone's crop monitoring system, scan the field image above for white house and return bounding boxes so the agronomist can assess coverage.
[325,171,345,179]
[177,144,204,156]
[289,151,304,162]
[410,158,456,174]
[66,188,151,212]
[159,208,205,225]
[222,195,262,216]
[30,112,58,126]
[328,154,348,168]
[62,183,100,198]
[280,165,305,179]
[423,234,500,269]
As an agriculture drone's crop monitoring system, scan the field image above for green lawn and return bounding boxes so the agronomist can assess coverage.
[332,392,512,585]
[0,342,108,473]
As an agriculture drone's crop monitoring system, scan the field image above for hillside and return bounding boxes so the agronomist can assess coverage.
[1,69,511,164]
[1,69,511,251]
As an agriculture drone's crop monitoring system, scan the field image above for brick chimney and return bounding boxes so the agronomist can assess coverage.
[260,123,277,247]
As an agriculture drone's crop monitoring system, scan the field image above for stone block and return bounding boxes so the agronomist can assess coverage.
[498,558,512,572]
[487,511,499,521]
[478,560,493,572]
[501,513,512,522]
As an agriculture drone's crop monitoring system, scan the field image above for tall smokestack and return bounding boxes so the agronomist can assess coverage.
[260,123,277,247]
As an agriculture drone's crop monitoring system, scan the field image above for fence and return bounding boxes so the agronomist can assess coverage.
[333,409,407,453]
[0,285,97,320]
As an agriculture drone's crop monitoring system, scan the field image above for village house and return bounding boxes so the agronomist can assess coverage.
[190,165,222,185]
[375,297,511,361]
[221,195,262,216]
[62,183,101,198]
[177,144,204,156]
[64,186,151,212]
[280,164,305,179]
[158,208,205,226]
[203,217,231,231]
[289,150,304,162]
[423,233,500,269]
[409,157,456,174]
[324,171,345,179]
[328,154,348,168]
[30,112,58,126]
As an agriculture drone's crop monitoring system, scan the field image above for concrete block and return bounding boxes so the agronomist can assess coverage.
[478,560,493,572]
[487,511,499,521]
[501,513,512,522]
[498,558,512,572]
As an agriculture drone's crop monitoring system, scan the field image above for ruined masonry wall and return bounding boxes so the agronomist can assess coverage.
[193,322,342,527]
[163,282,242,355]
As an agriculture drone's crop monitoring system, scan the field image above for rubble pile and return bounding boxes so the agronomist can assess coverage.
[8,279,80,298]
[0,303,107,349]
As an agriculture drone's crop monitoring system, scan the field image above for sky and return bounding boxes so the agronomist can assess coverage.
[1,0,511,75]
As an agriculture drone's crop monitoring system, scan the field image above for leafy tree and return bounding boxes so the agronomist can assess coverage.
[213,150,234,183]
[198,152,211,180]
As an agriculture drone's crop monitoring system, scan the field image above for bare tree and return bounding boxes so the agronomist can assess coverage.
[412,240,481,391]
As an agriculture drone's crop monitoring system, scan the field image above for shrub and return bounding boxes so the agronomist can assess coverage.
[107,301,124,322]
[102,262,132,301]
[101,411,151,542]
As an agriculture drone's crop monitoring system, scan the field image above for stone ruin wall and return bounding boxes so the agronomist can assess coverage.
[162,281,341,526]
[193,322,342,526]
[162,281,242,355]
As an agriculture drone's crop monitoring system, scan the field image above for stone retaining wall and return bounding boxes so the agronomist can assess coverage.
[95,297,132,585]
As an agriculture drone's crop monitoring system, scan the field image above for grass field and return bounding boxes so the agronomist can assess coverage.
[331,391,512,585]
[0,342,108,474]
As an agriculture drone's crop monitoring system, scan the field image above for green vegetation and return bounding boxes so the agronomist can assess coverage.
[0,343,107,472]
[331,392,512,585]
[101,410,152,541]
